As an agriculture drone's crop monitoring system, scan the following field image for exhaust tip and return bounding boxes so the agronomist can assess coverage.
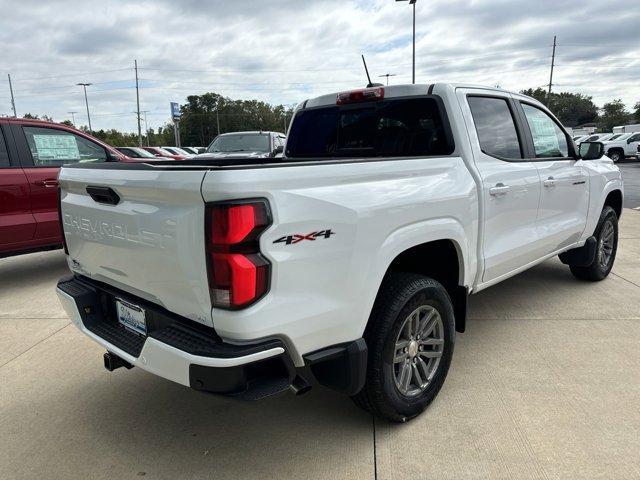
[289,376,312,396]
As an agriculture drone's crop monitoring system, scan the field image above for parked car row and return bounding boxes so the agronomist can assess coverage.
[572,132,640,162]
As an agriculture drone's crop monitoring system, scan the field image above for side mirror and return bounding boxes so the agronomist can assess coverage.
[628,138,634,144]
[274,145,284,155]
[579,141,604,160]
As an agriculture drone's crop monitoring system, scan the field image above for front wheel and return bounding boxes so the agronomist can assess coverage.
[609,150,624,163]
[351,273,455,422]
[570,206,618,281]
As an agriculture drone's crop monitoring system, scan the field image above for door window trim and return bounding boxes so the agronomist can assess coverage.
[466,93,527,162]
[0,124,16,169]
[515,100,578,161]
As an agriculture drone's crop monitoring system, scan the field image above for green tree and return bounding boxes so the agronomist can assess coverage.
[174,92,294,147]
[60,120,74,126]
[634,101,640,123]
[520,88,598,127]
[599,100,630,132]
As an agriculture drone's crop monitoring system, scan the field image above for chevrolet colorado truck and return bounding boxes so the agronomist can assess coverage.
[56,84,623,422]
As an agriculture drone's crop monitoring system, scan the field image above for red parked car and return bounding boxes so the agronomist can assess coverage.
[141,146,188,161]
[0,117,134,258]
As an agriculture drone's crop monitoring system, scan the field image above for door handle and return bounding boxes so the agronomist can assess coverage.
[543,177,557,188]
[35,179,59,188]
[489,183,510,197]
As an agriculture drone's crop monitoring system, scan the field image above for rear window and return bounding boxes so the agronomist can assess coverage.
[286,98,453,158]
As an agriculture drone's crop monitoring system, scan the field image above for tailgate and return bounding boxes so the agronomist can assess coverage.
[58,166,213,326]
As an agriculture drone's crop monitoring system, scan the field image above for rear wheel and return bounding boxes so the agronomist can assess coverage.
[352,273,455,422]
[570,206,618,281]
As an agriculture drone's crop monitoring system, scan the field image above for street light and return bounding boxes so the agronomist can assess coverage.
[379,73,397,85]
[396,0,417,84]
[76,83,93,133]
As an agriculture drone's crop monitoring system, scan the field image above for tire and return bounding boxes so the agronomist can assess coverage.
[351,273,455,422]
[570,206,618,281]
[609,150,624,163]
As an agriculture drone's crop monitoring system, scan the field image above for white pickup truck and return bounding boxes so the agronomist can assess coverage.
[601,132,640,162]
[56,84,623,422]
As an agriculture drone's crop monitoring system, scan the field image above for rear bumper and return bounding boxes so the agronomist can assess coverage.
[56,276,292,397]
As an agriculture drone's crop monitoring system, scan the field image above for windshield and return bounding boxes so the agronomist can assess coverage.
[615,133,632,141]
[286,98,453,158]
[207,134,270,153]
[609,134,622,140]
[131,147,157,158]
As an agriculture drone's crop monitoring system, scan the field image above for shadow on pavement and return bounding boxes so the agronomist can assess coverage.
[0,250,68,291]
[28,367,375,479]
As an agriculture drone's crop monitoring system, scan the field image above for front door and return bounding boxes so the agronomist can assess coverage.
[517,102,589,252]
[459,90,542,283]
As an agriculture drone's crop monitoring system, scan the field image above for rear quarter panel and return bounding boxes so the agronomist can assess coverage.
[202,157,478,363]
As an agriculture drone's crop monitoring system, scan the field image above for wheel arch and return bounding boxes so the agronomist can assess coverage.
[603,189,623,219]
[368,236,469,335]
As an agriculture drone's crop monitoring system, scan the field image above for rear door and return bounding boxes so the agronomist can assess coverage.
[458,90,542,283]
[12,124,109,241]
[0,124,36,247]
[516,101,589,251]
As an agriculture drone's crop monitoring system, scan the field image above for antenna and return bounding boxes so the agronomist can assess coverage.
[361,55,384,88]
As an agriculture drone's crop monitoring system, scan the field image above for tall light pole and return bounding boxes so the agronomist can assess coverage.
[68,111,77,125]
[77,83,93,133]
[379,73,397,85]
[396,0,417,84]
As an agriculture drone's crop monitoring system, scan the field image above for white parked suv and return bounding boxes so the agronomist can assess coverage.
[602,132,640,162]
[56,84,622,422]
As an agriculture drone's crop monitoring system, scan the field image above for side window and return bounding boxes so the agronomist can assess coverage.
[628,134,640,142]
[0,129,10,167]
[22,127,108,166]
[468,96,522,159]
[521,104,569,158]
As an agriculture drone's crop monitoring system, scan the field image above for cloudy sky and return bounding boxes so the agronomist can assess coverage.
[1,0,638,132]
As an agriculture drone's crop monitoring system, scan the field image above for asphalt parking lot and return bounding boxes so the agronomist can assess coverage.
[1,210,640,480]
[619,161,640,209]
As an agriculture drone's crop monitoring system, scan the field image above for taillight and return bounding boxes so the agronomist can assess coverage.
[206,200,271,309]
[336,87,384,105]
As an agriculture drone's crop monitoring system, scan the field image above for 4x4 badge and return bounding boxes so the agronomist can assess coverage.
[273,229,335,245]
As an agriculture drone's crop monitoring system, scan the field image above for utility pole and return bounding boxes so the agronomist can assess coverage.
[77,83,93,133]
[379,73,397,85]
[547,35,557,107]
[7,74,17,117]
[134,60,142,146]
[68,111,77,125]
